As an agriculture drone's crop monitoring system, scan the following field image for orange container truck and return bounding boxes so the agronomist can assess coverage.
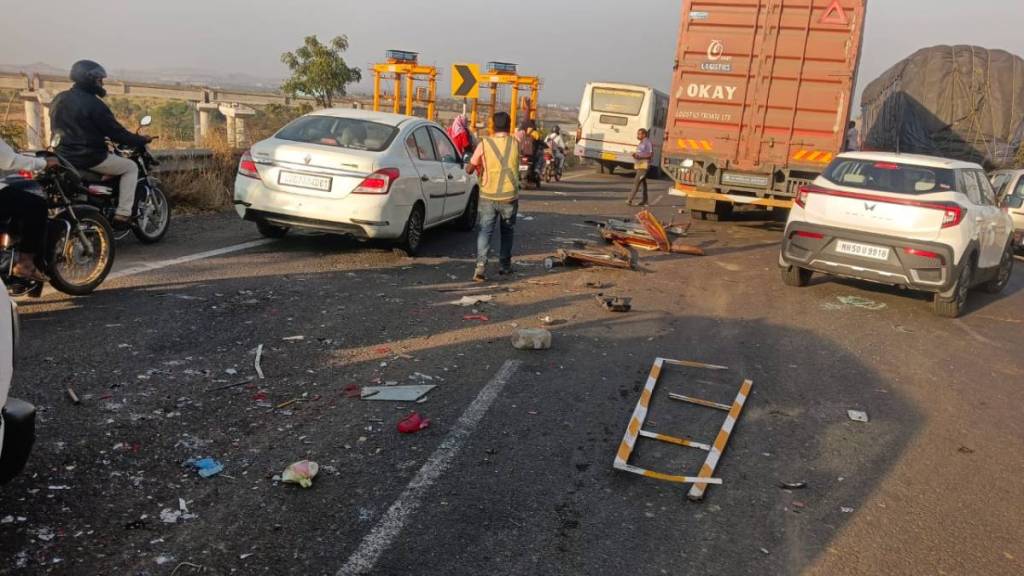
[664,0,868,219]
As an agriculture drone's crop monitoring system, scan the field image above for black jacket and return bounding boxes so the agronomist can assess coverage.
[50,85,149,169]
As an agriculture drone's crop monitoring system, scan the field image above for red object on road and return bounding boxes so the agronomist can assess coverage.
[342,384,362,398]
[463,314,490,322]
[397,411,431,434]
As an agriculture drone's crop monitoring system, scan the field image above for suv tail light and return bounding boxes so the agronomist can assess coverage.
[238,150,259,179]
[794,185,826,208]
[352,168,400,195]
[940,203,965,228]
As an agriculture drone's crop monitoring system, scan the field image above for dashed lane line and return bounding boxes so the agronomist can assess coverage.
[337,359,522,575]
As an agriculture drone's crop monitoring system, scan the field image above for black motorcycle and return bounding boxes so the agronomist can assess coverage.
[1,150,115,297]
[78,115,171,244]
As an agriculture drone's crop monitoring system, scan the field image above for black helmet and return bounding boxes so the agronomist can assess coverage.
[69,60,108,96]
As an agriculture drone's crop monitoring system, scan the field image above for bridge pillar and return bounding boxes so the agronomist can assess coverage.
[20,93,42,150]
[218,103,256,148]
[196,102,219,144]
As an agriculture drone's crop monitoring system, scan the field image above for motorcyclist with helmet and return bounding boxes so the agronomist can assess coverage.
[50,60,153,230]
[544,125,566,175]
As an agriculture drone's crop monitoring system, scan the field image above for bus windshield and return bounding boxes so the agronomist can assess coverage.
[592,87,645,116]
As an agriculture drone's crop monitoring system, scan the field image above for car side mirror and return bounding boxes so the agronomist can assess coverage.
[139,115,153,128]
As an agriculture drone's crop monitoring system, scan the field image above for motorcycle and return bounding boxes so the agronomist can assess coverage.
[519,155,542,190]
[543,149,563,183]
[1,139,115,297]
[78,115,171,244]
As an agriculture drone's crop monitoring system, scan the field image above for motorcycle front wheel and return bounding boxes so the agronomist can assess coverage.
[132,182,172,244]
[48,212,115,296]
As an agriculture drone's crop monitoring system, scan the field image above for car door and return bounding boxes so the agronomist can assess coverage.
[427,126,471,218]
[404,125,447,225]
[966,170,1003,268]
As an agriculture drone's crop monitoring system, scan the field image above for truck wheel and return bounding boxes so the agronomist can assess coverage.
[704,201,734,222]
[933,262,973,318]
[982,243,1014,294]
[781,264,812,287]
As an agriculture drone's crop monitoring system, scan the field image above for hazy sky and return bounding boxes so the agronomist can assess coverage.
[3,0,1022,108]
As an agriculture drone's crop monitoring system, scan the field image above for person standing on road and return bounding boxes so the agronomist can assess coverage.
[845,120,860,151]
[628,128,653,206]
[448,114,472,157]
[466,112,520,282]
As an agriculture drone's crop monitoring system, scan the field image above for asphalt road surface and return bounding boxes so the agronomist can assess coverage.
[3,170,1023,575]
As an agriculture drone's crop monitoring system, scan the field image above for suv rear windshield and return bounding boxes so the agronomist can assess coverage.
[592,88,644,116]
[276,116,399,152]
[823,159,956,195]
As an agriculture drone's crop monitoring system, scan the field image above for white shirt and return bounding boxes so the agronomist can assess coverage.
[545,133,565,152]
[0,138,46,190]
[845,127,859,151]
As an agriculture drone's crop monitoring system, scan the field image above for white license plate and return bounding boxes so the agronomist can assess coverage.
[278,171,332,191]
[836,240,891,261]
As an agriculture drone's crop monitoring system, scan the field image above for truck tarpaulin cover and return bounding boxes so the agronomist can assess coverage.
[861,45,1024,169]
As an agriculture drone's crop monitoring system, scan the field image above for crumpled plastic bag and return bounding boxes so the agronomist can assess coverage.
[281,460,319,488]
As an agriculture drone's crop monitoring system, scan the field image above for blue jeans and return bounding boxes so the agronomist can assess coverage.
[476,198,518,270]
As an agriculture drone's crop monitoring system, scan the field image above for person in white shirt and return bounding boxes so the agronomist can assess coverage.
[544,126,566,173]
[1,138,58,281]
[845,121,860,151]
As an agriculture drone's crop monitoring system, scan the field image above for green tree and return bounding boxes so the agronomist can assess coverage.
[280,35,362,108]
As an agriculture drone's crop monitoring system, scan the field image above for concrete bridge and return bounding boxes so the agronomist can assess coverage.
[1,72,317,150]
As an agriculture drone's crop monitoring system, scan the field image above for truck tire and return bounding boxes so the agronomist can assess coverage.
[781,264,812,287]
[699,201,733,222]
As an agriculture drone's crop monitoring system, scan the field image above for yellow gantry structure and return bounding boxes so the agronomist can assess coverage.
[473,62,540,135]
[372,50,437,121]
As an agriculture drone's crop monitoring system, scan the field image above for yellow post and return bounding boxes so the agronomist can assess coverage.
[427,71,437,121]
[510,83,519,130]
[471,98,479,134]
[373,71,381,112]
[488,84,497,136]
[530,84,539,121]
[405,73,415,116]
[392,75,401,114]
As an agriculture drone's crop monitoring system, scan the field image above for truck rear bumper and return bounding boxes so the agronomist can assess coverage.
[780,222,956,293]
[670,185,793,209]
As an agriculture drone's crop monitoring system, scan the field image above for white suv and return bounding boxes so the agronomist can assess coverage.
[1,284,35,483]
[780,152,1015,318]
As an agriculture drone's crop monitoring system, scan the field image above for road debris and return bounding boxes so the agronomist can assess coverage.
[847,410,870,422]
[275,398,299,410]
[343,384,362,398]
[66,387,80,404]
[836,296,887,311]
[593,210,704,255]
[361,385,436,402]
[512,328,552,350]
[545,243,637,271]
[613,357,744,500]
[596,294,632,313]
[187,458,224,479]
[205,379,254,394]
[840,506,855,513]
[254,344,265,379]
[397,411,431,434]
[281,460,319,488]
[282,335,305,342]
[779,481,807,490]
[449,295,494,306]
[463,314,490,322]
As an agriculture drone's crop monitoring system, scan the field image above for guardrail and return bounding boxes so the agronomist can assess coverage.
[150,148,217,174]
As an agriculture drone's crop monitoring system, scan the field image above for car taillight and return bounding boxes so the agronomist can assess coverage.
[904,247,944,262]
[353,168,400,195]
[795,185,825,208]
[940,203,965,228]
[238,150,259,179]
[792,230,824,240]
[17,170,34,179]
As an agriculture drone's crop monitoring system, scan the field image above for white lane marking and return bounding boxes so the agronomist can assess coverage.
[337,359,522,576]
[953,319,998,346]
[107,239,275,281]
[560,171,595,181]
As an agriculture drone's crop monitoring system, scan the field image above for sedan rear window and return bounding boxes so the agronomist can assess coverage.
[275,116,398,152]
[823,159,956,195]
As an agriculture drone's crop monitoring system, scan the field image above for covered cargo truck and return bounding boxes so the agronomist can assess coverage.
[664,0,867,219]
[861,45,1024,170]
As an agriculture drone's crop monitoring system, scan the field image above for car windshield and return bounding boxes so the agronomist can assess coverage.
[275,116,398,152]
[823,159,957,195]
[592,87,645,116]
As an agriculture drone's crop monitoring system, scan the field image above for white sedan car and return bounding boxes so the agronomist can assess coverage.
[234,109,479,255]
[1,284,35,484]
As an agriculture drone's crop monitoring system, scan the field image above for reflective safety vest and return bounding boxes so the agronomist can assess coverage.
[480,134,519,202]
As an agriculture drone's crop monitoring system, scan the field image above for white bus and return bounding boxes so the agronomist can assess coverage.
[574,82,669,175]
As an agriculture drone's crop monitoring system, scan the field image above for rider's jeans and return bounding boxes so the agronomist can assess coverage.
[90,154,138,217]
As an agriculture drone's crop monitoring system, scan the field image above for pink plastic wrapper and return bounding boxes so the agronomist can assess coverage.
[281,460,319,488]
